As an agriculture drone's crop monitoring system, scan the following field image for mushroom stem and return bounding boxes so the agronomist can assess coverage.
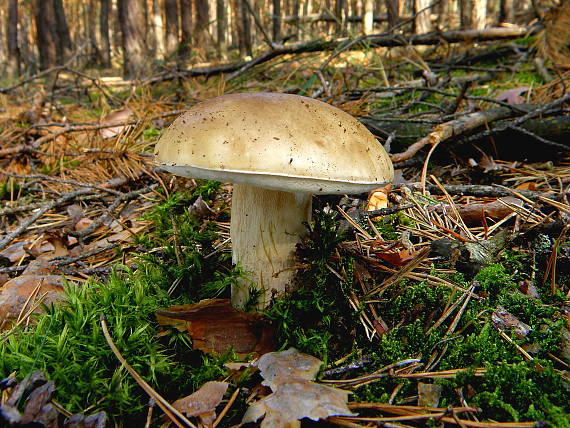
[230,184,312,309]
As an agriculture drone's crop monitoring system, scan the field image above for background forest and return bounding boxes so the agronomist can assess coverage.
[0,0,537,78]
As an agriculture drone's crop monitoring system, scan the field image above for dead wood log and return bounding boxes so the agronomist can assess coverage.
[390,94,570,162]
[364,113,570,154]
[145,26,539,84]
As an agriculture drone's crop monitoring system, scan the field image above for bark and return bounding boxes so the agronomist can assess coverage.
[385,0,400,30]
[499,0,514,23]
[415,0,432,34]
[179,0,192,57]
[363,0,374,34]
[100,0,111,67]
[6,0,20,76]
[272,0,281,41]
[216,0,226,57]
[87,0,101,65]
[235,0,252,56]
[473,0,487,29]
[193,0,210,57]
[335,0,347,34]
[53,0,73,62]
[33,0,57,70]
[118,0,149,78]
[164,0,179,57]
[460,0,472,29]
[152,0,165,59]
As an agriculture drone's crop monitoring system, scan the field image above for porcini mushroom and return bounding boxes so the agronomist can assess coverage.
[154,93,393,309]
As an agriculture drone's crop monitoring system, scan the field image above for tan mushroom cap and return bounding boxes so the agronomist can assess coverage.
[154,92,393,194]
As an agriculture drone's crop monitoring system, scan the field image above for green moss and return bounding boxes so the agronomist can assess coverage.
[0,189,242,424]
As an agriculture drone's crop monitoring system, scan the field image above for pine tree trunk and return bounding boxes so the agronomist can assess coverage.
[415,0,432,33]
[215,0,226,57]
[499,0,514,23]
[473,0,487,29]
[33,0,58,70]
[164,0,179,57]
[385,0,400,31]
[179,0,192,57]
[193,0,210,58]
[87,0,101,65]
[100,0,111,67]
[7,0,20,76]
[272,0,281,41]
[118,0,148,78]
[363,0,374,34]
[53,0,73,62]
[152,0,165,59]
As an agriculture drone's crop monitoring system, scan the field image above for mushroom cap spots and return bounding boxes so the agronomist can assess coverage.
[154,92,394,194]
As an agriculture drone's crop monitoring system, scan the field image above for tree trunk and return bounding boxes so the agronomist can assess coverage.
[272,0,281,41]
[499,0,514,23]
[363,0,374,34]
[385,0,400,31]
[473,0,487,29]
[415,0,432,33]
[53,0,73,62]
[118,0,148,78]
[100,0,111,67]
[216,0,226,58]
[164,0,179,57]
[152,0,165,59]
[235,0,252,56]
[6,0,20,76]
[87,0,101,65]
[33,0,57,70]
[194,0,210,58]
[179,0,192,57]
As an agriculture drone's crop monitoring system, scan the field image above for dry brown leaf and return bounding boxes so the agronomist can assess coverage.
[433,197,523,225]
[0,275,66,329]
[418,382,442,407]
[366,189,389,212]
[374,248,417,267]
[0,241,28,263]
[242,378,354,427]
[491,306,532,338]
[99,108,133,139]
[495,87,531,104]
[255,348,323,388]
[172,381,228,427]
[242,349,354,427]
[156,299,275,356]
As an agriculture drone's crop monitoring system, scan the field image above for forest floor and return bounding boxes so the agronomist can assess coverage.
[0,34,569,427]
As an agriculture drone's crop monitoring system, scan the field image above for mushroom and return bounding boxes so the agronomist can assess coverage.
[154,93,393,309]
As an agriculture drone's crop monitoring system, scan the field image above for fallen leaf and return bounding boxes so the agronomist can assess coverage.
[242,377,354,428]
[188,196,214,219]
[418,382,442,407]
[0,275,66,329]
[74,217,94,232]
[99,108,133,139]
[374,248,417,267]
[255,348,323,388]
[491,306,532,338]
[173,381,228,427]
[0,241,28,263]
[495,86,531,105]
[156,299,275,356]
[243,349,354,428]
[366,189,388,212]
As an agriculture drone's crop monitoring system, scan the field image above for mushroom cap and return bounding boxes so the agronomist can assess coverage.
[154,93,393,194]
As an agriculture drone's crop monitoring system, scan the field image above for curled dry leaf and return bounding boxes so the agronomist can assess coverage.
[255,348,323,388]
[491,306,532,338]
[418,382,443,408]
[366,188,389,212]
[242,378,354,428]
[495,86,531,105]
[432,196,523,225]
[0,275,66,330]
[156,299,275,356]
[172,381,229,427]
[242,348,354,428]
[99,108,133,139]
